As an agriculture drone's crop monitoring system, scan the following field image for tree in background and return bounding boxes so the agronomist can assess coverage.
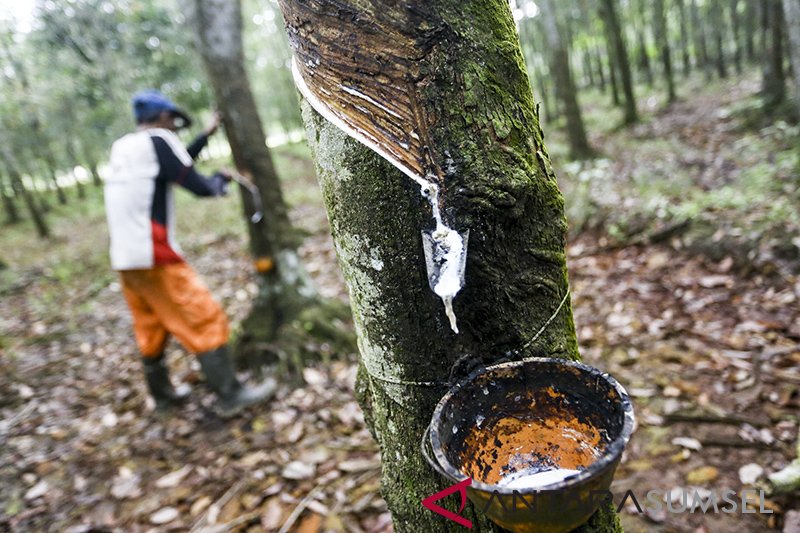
[538,0,594,159]
[762,0,786,110]
[653,0,677,103]
[785,0,800,111]
[185,0,353,367]
[599,0,638,124]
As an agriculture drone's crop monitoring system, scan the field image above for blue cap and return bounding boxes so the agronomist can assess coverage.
[131,89,192,128]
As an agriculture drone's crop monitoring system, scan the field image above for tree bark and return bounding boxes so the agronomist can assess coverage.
[538,0,594,159]
[710,0,728,78]
[653,0,677,102]
[785,0,800,109]
[676,0,692,76]
[185,0,343,363]
[729,0,743,74]
[636,0,654,86]
[279,0,623,531]
[599,0,638,123]
[691,0,713,80]
[762,0,786,109]
[0,145,49,238]
[0,169,20,224]
[744,0,757,62]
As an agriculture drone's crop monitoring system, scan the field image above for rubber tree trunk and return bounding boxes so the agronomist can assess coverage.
[762,0,786,109]
[676,0,692,76]
[595,46,608,92]
[653,0,677,103]
[599,0,638,124]
[0,169,20,224]
[185,0,318,350]
[538,0,594,159]
[691,0,713,80]
[0,145,49,238]
[636,0,654,87]
[278,0,623,531]
[710,0,728,78]
[785,0,800,109]
[745,0,758,62]
[729,0,743,74]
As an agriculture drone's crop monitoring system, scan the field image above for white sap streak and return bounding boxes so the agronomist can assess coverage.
[292,58,465,333]
[497,468,582,490]
[340,85,404,120]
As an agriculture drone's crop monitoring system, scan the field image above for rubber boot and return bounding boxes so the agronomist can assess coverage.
[197,345,276,418]
[142,354,190,411]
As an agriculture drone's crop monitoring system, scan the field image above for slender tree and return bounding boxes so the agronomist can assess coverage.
[0,169,20,224]
[653,0,677,102]
[278,0,624,530]
[785,0,800,109]
[729,0,743,74]
[599,0,638,123]
[744,0,758,62]
[538,0,594,159]
[676,0,692,76]
[710,0,728,78]
[636,0,654,86]
[762,0,786,109]
[0,140,49,238]
[185,0,350,363]
[691,0,712,79]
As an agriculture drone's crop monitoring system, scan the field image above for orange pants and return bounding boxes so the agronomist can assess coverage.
[120,262,229,358]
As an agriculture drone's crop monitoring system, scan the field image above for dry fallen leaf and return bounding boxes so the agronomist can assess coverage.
[686,466,719,485]
[150,506,179,525]
[282,461,315,480]
[155,465,193,488]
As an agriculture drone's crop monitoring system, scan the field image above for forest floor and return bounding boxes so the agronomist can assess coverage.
[1,71,799,533]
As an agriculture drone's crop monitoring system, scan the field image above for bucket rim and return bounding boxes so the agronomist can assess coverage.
[427,356,635,494]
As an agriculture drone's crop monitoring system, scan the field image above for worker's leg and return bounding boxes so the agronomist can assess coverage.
[145,263,275,417]
[120,270,189,410]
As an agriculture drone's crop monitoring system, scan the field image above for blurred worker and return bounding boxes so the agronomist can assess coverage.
[104,89,274,417]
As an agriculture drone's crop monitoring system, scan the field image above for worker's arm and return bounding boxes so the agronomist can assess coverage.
[152,136,228,197]
[186,112,222,160]
[186,133,210,161]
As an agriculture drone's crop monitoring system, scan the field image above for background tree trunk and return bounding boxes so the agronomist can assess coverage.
[762,0,786,109]
[600,0,638,124]
[185,0,350,365]
[729,0,743,74]
[710,0,728,78]
[676,0,692,76]
[653,0,677,103]
[0,169,20,225]
[636,0,654,87]
[538,0,594,159]
[0,144,49,238]
[691,0,713,80]
[784,0,800,109]
[279,0,623,531]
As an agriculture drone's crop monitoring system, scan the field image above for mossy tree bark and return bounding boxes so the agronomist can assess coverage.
[184,0,354,367]
[279,0,623,531]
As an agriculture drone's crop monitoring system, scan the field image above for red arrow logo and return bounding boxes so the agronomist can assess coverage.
[421,478,473,528]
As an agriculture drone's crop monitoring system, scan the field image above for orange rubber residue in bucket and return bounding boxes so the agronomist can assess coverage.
[457,388,603,486]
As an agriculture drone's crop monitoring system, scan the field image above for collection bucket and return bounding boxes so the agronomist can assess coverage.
[425,357,634,533]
